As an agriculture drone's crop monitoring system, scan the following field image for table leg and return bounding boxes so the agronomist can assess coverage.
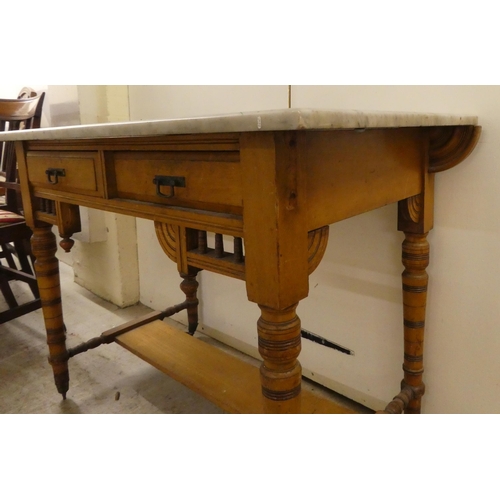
[240,131,309,413]
[31,225,69,398]
[258,303,302,413]
[401,232,429,413]
[179,269,199,335]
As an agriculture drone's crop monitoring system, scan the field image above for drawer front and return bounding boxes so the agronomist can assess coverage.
[26,151,103,197]
[110,151,242,213]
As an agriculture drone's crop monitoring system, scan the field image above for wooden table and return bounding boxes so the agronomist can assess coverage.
[2,109,481,413]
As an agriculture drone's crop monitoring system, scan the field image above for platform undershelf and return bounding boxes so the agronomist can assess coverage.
[114,320,355,414]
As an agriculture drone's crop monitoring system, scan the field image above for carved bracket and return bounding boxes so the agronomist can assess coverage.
[429,125,481,173]
[307,225,329,274]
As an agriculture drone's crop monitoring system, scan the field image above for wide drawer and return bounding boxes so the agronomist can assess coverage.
[26,151,104,197]
[109,151,242,213]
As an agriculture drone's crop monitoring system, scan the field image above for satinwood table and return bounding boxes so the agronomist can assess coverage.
[1,109,480,413]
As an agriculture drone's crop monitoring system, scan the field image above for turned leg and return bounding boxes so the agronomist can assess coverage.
[31,225,69,398]
[240,131,310,413]
[258,304,302,413]
[180,268,199,335]
[401,232,429,413]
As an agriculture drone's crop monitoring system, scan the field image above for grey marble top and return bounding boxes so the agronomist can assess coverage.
[0,108,479,141]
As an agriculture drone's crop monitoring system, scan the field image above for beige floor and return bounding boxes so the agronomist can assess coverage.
[0,262,371,414]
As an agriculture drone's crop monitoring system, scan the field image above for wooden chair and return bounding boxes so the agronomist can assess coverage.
[0,89,45,323]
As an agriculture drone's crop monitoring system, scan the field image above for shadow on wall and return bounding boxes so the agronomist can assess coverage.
[311,203,403,301]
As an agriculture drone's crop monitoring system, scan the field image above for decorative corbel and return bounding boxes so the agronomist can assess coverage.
[429,125,481,173]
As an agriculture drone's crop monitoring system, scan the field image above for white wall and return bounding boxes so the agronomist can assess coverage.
[129,85,500,413]
[70,86,139,307]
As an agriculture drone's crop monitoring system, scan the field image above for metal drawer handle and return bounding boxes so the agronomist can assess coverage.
[45,168,66,185]
[153,175,186,198]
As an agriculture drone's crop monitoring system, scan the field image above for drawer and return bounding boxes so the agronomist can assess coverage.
[109,151,242,213]
[26,151,104,197]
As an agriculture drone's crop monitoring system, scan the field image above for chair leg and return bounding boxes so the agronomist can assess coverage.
[13,240,32,273]
[1,243,18,269]
[13,239,39,297]
[0,271,19,308]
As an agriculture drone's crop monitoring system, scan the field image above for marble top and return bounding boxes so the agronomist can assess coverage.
[0,108,479,141]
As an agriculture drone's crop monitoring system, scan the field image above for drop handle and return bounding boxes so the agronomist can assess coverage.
[153,175,186,198]
[45,168,66,184]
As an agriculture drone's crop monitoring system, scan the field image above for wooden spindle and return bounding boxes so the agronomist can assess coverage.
[180,269,200,335]
[66,305,190,359]
[198,230,208,253]
[234,237,243,262]
[215,233,224,258]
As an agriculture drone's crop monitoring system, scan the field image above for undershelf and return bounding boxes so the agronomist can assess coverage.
[115,320,356,414]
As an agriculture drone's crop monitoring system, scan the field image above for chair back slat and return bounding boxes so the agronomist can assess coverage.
[0,89,45,214]
[0,95,44,121]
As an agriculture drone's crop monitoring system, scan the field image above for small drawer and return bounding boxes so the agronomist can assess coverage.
[26,151,103,197]
[109,151,242,213]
